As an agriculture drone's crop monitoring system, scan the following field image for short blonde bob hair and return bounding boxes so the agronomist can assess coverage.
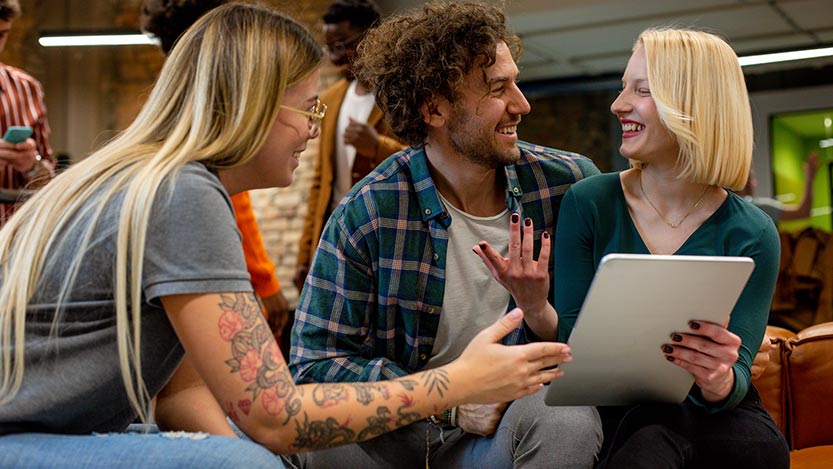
[634,28,752,190]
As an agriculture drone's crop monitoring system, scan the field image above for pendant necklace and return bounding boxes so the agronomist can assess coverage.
[639,172,709,229]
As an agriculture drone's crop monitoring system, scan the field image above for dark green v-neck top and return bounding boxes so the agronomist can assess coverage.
[554,172,780,412]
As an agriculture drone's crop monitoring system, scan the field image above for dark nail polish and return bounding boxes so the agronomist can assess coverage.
[689,321,701,330]
[672,334,683,342]
[524,218,532,227]
[666,356,675,362]
[662,345,673,354]
[479,242,487,250]
[542,232,549,239]
[511,213,520,223]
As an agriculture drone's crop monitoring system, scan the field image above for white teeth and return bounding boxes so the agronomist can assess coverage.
[622,122,644,132]
[497,126,517,135]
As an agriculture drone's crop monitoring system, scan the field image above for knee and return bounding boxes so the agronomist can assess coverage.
[504,394,602,456]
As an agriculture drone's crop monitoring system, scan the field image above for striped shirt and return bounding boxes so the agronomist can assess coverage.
[290,141,600,384]
[0,62,54,224]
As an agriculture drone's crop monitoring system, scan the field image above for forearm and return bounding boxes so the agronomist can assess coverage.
[249,363,465,454]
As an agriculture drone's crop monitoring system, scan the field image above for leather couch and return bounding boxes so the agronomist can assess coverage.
[752,322,833,467]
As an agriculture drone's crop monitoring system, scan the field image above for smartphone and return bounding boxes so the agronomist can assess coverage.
[3,126,33,144]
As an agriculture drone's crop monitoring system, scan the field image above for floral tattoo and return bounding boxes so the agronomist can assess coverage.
[218,293,300,423]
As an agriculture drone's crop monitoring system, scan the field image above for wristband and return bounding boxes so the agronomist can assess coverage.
[450,406,457,426]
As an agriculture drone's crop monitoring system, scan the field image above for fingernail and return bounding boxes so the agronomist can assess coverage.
[689,321,701,330]
[542,232,549,239]
[511,213,520,223]
[662,345,673,353]
[524,218,532,227]
[471,247,477,254]
[562,355,573,363]
[479,242,487,250]
[507,309,522,319]
[671,334,682,342]
[666,356,675,362]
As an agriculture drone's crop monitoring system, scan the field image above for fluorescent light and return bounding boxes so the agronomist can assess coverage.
[826,118,832,128]
[39,34,157,47]
[738,46,833,67]
[820,138,833,149]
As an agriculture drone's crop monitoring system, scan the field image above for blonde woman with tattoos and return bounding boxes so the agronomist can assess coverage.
[0,4,571,467]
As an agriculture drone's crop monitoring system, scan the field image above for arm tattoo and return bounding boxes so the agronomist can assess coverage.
[218,292,301,423]
[293,413,357,450]
[351,382,391,405]
[421,368,450,398]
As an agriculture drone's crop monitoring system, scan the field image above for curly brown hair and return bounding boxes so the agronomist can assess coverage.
[354,1,521,146]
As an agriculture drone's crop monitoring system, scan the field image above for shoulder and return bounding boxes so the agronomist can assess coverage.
[720,192,780,247]
[568,171,619,195]
[158,163,234,217]
[1,63,43,88]
[515,141,601,181]
[331,146,417,214]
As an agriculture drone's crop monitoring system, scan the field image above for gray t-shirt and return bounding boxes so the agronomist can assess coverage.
[0,163,252,435]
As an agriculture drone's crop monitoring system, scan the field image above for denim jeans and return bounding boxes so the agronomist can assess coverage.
[0,424,283,468]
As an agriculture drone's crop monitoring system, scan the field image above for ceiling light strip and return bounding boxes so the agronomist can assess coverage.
[738,46,833,67]
[39,34,157,47]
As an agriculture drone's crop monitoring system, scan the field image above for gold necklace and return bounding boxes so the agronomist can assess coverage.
[639,172,709,229]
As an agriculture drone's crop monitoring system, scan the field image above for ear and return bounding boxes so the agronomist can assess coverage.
[420,98,450,129]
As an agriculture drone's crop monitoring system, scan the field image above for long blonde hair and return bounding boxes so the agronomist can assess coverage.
[0,3,321,422]
[634,28,752,190]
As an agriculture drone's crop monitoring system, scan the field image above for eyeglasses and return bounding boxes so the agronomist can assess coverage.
[280,98,327,135]
[323,31,364,57]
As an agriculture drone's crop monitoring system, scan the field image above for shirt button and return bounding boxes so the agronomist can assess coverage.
[420,353,427,361]
[433,253,439,261]
[424,209,432,215]
[427,307,435,314]
[513,187,520,194]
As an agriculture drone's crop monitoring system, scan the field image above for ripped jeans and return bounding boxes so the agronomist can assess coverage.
[0,424,282,468]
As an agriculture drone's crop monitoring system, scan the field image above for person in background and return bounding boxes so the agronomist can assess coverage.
[290,2,602,467]
[140,0,290,334]
[0,0,54,225]
[737,151,820,223]
[0,4,568,467]
[479,27,788,467]
[293,0,405,293]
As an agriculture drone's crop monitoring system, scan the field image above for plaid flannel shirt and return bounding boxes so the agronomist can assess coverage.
[290,141,600,383]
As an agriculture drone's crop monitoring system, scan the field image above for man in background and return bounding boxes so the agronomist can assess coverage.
[141,0,290,333]
[293,0,405,292]
[0,0,54,225]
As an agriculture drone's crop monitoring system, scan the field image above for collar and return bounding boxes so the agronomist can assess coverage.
[409,144,525,224]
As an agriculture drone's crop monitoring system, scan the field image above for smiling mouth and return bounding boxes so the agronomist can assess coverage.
[497,124,518,135]
[622,122,645,132]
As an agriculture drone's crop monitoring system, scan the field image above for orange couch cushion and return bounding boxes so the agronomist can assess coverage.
[790,445,833,468]
[786,322,833,450]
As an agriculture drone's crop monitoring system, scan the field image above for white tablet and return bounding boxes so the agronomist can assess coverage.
[544,253,754,407]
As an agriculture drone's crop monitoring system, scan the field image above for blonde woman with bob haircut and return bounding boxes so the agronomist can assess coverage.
[552,28,789,467]
[0,3,571,467]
